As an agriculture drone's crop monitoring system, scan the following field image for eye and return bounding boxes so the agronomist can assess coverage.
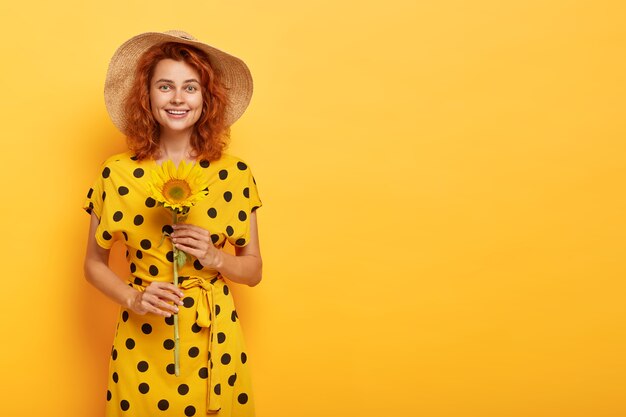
[158,85,171,91]
[186,85,198,92]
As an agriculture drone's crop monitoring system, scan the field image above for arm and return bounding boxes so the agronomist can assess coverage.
[171,210,263,287]
[83,212,184,316]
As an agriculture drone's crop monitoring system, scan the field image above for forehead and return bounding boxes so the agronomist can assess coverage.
[151,59,200,81]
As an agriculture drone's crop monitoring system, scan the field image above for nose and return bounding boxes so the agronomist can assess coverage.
[171,89,184,105]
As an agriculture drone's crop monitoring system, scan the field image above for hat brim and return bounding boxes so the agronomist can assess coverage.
[104,31,253,135]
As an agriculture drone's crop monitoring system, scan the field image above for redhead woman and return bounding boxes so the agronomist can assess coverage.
[83,30,262,417]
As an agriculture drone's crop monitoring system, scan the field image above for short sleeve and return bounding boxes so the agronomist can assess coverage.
[82,161,116,249]
[227,160,263,247]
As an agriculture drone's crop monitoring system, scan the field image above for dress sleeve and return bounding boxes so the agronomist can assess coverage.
[227,161,263,247]
[82,161,116,249]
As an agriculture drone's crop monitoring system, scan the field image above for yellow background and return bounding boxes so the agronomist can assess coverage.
[1,0,625,416]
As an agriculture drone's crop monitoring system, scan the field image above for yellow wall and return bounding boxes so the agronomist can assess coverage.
[1,0,625,415]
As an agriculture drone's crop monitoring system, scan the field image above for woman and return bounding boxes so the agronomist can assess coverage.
[83,30,262,417]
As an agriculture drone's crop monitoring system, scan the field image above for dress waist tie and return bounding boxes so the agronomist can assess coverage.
[178,275,221,414]
[129,274,222,414]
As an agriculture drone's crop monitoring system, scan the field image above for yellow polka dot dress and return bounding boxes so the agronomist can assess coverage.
[82,150,262,416]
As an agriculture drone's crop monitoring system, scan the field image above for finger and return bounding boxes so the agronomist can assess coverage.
[148,282,185,298]
[172,229,210,243]
[172,224,210,236]
[173,242,205,259]
[143,294,179,315]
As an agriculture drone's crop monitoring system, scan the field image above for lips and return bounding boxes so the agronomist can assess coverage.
[166,109,189,115]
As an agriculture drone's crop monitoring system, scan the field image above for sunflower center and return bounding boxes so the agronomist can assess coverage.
[163,179,192,203]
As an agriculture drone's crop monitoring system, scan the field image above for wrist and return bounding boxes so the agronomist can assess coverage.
[125,288,140,311]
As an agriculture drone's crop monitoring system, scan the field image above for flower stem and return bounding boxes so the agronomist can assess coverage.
[172,211,180,377]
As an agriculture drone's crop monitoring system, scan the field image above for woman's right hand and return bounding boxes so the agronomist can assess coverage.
[130,282,185,317]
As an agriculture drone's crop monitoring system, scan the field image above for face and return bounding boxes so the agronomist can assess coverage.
[149,59,203,137]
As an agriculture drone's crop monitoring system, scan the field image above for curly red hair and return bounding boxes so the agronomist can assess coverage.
[123,42,230,162]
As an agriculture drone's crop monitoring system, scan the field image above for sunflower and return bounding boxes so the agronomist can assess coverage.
[148,159,208,214]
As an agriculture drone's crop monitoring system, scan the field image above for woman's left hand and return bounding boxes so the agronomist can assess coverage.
[170,223,222,269]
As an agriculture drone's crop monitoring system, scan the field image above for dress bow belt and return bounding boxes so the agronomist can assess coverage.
[129,274,223,414]
[179,275,222,414]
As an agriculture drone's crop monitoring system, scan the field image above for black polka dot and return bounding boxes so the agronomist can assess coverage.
[241,352,248,363]
[118,186,129,195]
[162,224,174,235]
[122,231,128,241]
[102,230,112,240]
[145,197,156,208]
[237,161,248,170]
[191,323,202,333]
[165,315,174,326]
[199,159,210,168]
[218,169,228,180]
[221,353,231,365]
[215,305,221,316]
[134,215,144,226]
[166,251,174,262]
[166,363,176,374]
[149,265,159,276]
[120,399,130,411]
[188,347,199,358]
[163,339,175,350]
[102,167,111,178]
[207,207,217,218]
[126,249,130,258]
[235,238,246,246]
[112,348,118,360]
[133,277,142,285]
[193,259,204,270]
[238,393,248,404]
[182,297,194,308]
[223,285,229,296]
[133,168,144,178]
[226,226,234,236]
[122,311,129,322]
[178,384,189,395]
[214,384,221,395]
[211,234,219,244]
[137,361,149,372]
[141,239,151,250]
[223,191,232,202]
[141,323,152,334]
[130,155,138,161]
[126,338,135,350]
[228,373,237,386]
[113,211,123,222]
[107,390,112,401]
[217,332,226,343]
[136,250,143,259]
[130,263,137,273]
[138,383,149,394]
[87,188,94,198]
[198,367,208,379]
[112,372,119,383]
[102,191,107,201]
[243,187,250,198]
[238,210,247,221]
[158,399,169,410]
[231,310,238,322]
[185,405,196,416]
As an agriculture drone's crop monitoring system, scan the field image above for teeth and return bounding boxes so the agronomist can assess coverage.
[167,110,188,115]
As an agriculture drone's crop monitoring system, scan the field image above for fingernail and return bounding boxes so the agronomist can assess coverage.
[174,307,179,312]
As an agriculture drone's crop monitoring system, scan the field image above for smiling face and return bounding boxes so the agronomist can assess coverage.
[149,58,204,138]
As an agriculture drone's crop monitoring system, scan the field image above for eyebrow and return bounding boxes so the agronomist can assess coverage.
[154,78,200,84]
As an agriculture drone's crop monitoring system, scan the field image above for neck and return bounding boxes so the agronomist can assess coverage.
[157,130,197,163]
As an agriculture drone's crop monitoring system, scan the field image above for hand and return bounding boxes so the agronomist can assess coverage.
[130,282,184,317]
[171,223,222,269]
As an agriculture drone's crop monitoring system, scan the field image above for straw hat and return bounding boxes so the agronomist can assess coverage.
[104,30,253,135]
